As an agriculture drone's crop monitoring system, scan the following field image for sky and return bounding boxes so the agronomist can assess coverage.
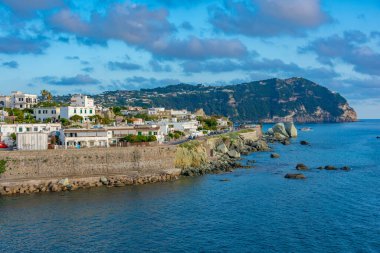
[0,0,379,118]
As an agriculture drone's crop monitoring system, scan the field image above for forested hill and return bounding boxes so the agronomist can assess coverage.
[64,77,358,123]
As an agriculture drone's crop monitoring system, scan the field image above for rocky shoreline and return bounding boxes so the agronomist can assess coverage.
[0,171,181,196]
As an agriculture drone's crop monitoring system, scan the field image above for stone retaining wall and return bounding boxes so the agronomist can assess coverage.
[0,146,177,182]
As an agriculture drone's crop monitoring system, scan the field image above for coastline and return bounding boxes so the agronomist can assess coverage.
[0,127,268,196]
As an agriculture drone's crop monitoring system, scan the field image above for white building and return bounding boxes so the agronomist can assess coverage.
[17,132,49,150]
[70,94,94,107]
[148,107,165,115]
[0,123,61,146]
[170,109,191,120]
[0,95,11,108]
[149,119,199,135]
[60,106,95,122]
[33,107,61,122]
[59,128,111,149]
[60,94,96,122]
[10,91,38,109]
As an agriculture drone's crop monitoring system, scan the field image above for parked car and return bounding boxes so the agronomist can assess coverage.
[0,142,8,149]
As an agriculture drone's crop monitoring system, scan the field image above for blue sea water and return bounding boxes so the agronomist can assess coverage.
[0,120,379,253]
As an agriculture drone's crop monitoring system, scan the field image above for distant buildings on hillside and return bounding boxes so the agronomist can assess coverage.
[0,90,233,151]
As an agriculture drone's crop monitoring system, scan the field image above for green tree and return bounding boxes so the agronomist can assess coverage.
[70,115,83,123]
[60,118,70,126]
[41,90,53,102]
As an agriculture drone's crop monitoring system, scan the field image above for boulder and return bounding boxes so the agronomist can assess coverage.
[216,143,229,154]
[300,140,310,145]
[227,150,241,158]
[285,173,306,179]
[100,176,109,185]
[271,153,280,158]
[273,132,288,141]
[272,123,290,138]
[296,163,309,170]
[281,139,291,145]
[340,166,351,171]
[317,166,324,170]
[254,140,270,151]
[58,178,70,187]
[284,122,298,138]
[50,184,61,192]
[267,128,274,135]
[324,165,337,170]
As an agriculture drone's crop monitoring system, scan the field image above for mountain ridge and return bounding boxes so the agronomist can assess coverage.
[56,77,357,123]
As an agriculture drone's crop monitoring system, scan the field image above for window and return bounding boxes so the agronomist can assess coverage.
[149,131,152,136]
[38,110,41,114]
[34,127,38,132]
[80,110,83,114]
[18,127,22,132]
[89,109,93,114]
[154,132,157,135]
[26,127,31,132]
[138,132,142,136]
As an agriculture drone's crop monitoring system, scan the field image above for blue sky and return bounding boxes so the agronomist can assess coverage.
[0,0,379,118]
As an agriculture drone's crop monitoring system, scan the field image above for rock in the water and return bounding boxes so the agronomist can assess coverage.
[271,153,280,158]
[219,179,230,182]
[300,140,310,145]
[100,177,109,185]
[340,166,351,171]
[254,140,270,151]
[324,165,337,170]
[58,178,70,186]
[317,166,324,170]
[284,122,298,138]
[273,132,288,141]
[296,164,309,170]
[272,123,290,138]
[281,139,291,145]
[285,173,306,179]
[227,150,241,158]
[267,128,274,135]
[216,143,229,154]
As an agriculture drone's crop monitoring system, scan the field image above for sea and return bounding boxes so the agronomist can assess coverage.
[0,120,379,253]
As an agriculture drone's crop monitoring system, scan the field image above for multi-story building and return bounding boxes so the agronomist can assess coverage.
[10,91,38,109]
[59,128,111,148]
[70,94,94,107]
[60,94,96,122]
[59,125,164,148]
[33,107,61,122]
[0,123,61,146]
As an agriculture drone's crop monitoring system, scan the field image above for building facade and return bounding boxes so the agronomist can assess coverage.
[59,128,111,149]
[70,94,94,107]
[33,107,61,122]
[60,106,96,122]
[10,91,38,109]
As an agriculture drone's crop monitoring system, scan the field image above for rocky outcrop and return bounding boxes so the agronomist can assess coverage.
[284,123,298,138]
[179,129,270,177]
[285,173,306,179]
[271,153,280,158]
[266,122,297,141]
[296,164,308,170]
